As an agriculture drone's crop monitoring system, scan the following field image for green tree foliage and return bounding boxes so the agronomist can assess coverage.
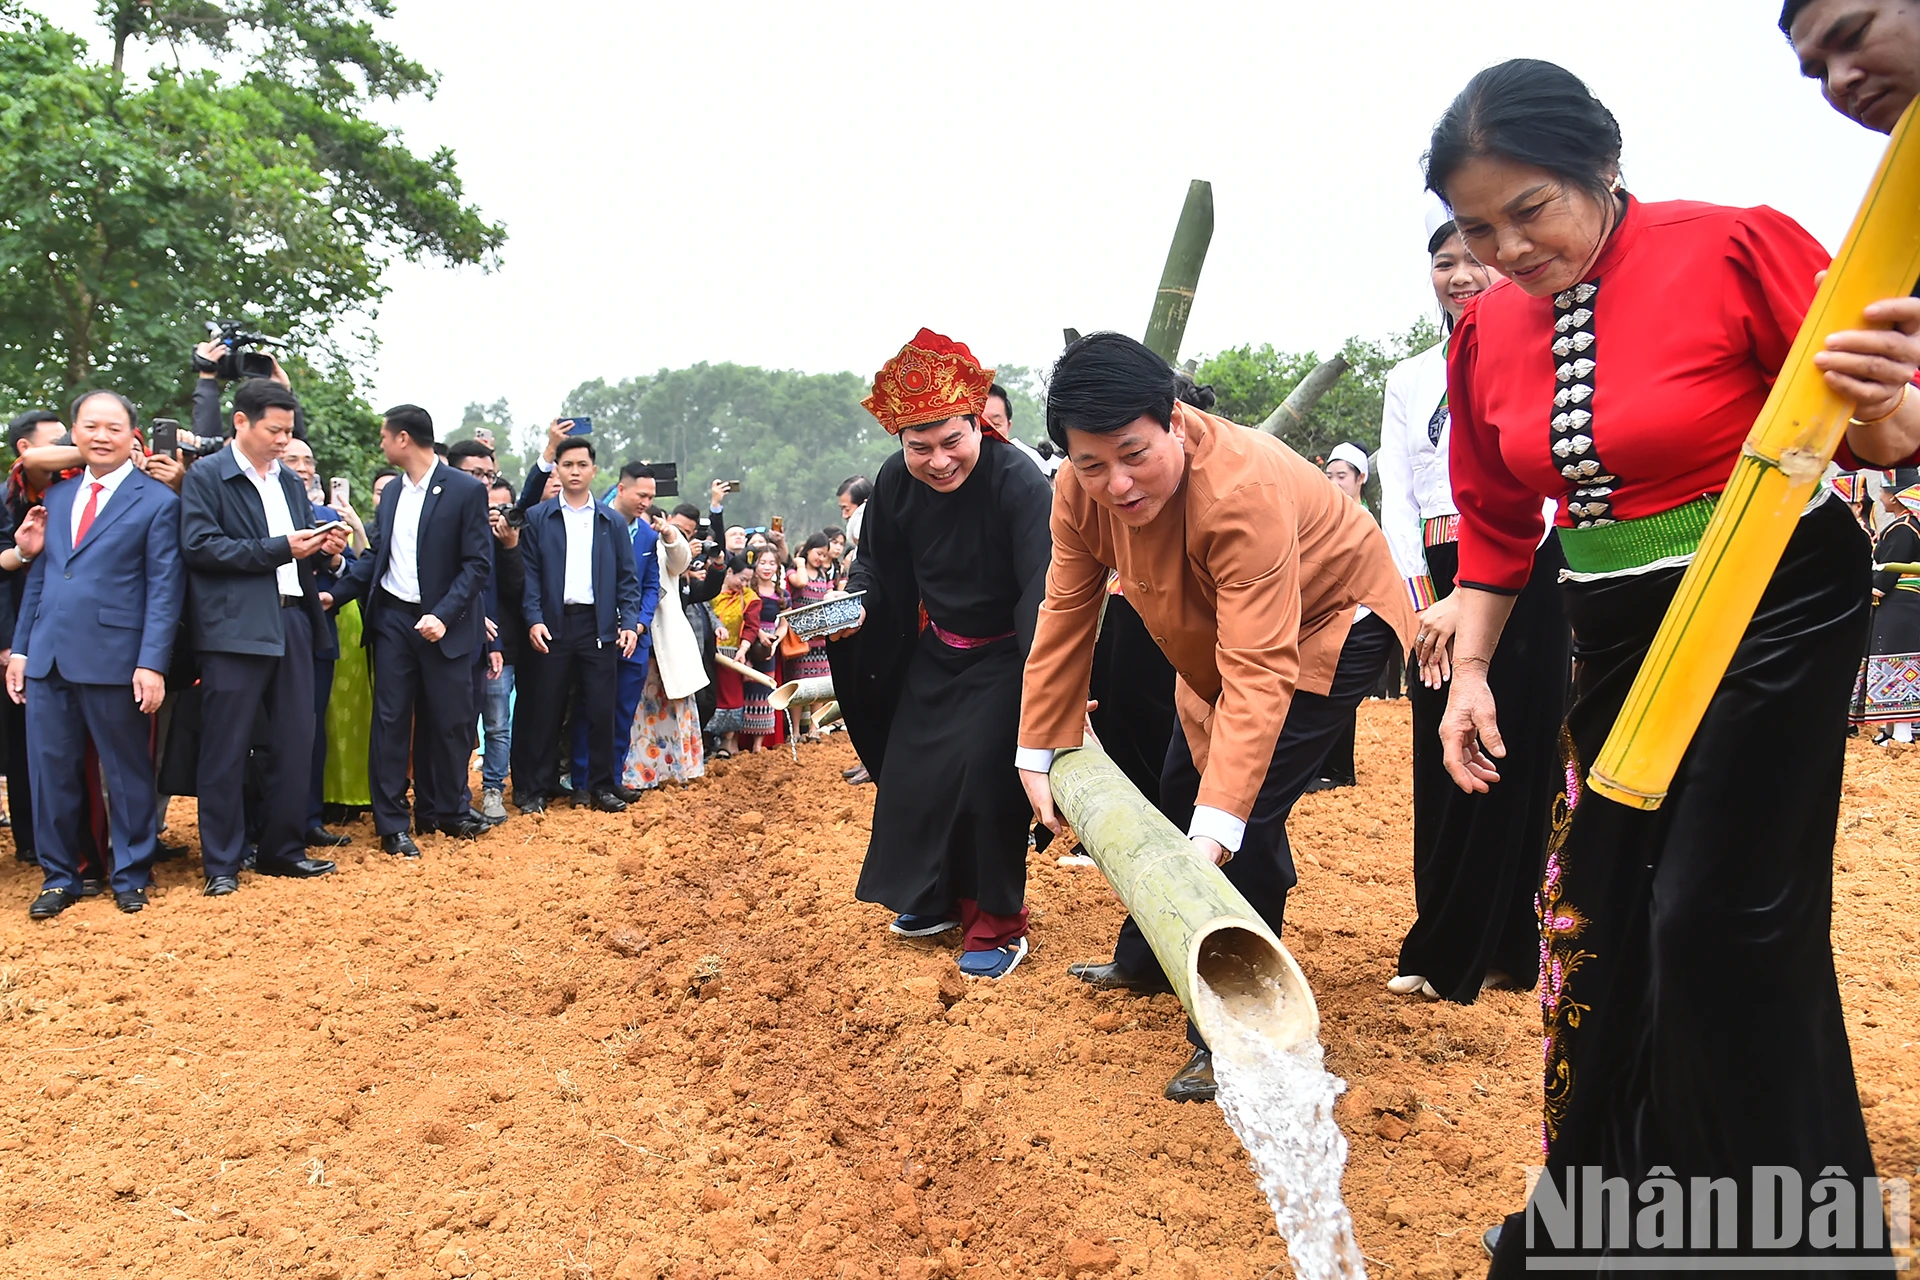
[286,357,382,499]
[548,365,901,538]
[989,363,1051,452]
[455,397,516,484]
[0,1,501,422]
[1193,316,1442,465]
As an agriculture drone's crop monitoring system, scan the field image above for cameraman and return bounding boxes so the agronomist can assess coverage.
[482,478,526,822]
[448,438,509,824]
[194,338,290,443]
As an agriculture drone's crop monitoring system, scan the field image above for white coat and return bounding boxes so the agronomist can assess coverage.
[650,527,710,701]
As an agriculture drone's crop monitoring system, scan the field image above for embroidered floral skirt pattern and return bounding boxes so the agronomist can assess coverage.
[1492,499,1884,1274]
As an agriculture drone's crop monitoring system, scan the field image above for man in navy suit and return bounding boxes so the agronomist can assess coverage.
[573,460,661,796]
[336,405,494,854]
[514,435,641,812]
[7,391,184,917]
[180,379,349,896]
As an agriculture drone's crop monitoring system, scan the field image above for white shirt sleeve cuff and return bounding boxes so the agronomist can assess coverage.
[536,456,554,472]
[1188,805,1246,854]
[1014,747,1056,774]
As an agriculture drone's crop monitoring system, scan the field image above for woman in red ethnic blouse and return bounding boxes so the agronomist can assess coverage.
[1430,61,1920,1273]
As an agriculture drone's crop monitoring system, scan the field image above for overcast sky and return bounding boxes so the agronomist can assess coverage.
[45,1,1890,448]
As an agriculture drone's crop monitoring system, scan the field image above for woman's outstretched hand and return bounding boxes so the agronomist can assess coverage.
[1439,668,1505,793]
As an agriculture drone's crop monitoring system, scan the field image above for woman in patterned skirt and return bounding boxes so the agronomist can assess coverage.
[1853,470,1920,743]
[741,547,789,751]
[1432,59,1920,1271]
[706,554,758,758]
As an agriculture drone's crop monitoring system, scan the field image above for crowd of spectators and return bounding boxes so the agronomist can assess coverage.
[0,346,877,917]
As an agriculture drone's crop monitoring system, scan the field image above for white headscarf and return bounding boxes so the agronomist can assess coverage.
[1328,441,1370,480]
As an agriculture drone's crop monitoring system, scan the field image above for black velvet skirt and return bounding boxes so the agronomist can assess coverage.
[1494,497,1884,1273]
[1400,533,1570,1002]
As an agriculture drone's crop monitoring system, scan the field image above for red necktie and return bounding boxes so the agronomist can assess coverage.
[73,481,103,546]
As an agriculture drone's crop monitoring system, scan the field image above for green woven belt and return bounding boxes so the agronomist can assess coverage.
[1557,495,1718,576]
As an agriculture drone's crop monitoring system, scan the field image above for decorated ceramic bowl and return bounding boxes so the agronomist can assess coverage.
[779,591,866,641]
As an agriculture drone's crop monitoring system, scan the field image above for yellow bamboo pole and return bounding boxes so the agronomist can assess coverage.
[1588,100,1920,809]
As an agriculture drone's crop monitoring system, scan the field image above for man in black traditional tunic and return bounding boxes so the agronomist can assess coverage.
[827,329,1053,979]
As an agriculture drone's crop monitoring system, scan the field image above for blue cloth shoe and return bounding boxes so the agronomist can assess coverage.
[957,936,1029,979]
[889,913,960,938]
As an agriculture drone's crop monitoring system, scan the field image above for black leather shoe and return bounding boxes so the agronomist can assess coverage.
[254,856,335,878]
[569,790,589,809]
[609,783,642,803]
[304,827,351,848]
[154,840,191,862]
[516,794,547,814]
[382,833,421,858]
[77,878,106,898]
[1068,961,1174,996]
[14,847,39,866]
[241,848,257,871]
[203,875,240,897]
[114,888,147,913]
[589,789,628,813]
[1483,1224,1502,1258]
[439,817,488,840]
[28,887,74,919]
[1164,1048,1217,1103]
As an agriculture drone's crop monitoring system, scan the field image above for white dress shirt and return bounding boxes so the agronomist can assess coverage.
[1376,341,1457,594]
[235,453,303,598]
[559,494,597,605]
[379,468,433,604]
[69,457,137,544]
[1377,338,1552,608]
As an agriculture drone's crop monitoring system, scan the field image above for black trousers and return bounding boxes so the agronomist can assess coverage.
[198,607,315,878]
[3,695,33,859]
[513,605,617,797]
[367,593,477,837]
[26,666,162,895]
[306,654,334,831]
[1113,612,1396,1048]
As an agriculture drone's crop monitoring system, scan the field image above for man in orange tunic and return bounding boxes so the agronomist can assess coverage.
[1017,332,1415,1100]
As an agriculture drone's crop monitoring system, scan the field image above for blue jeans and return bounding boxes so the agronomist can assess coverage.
[482,663,514,791]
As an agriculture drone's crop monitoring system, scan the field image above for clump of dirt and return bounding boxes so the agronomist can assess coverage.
[0,701,1910,1279]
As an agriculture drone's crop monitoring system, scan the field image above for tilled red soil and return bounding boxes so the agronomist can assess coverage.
[0,701,1912,1279]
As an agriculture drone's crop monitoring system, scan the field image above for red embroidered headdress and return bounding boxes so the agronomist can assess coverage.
[862,328,1003,440]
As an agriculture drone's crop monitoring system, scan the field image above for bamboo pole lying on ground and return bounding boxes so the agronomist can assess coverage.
[1048,745,1318,1051]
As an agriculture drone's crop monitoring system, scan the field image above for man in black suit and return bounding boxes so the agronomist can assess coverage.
[337,405,493,855]
[179,379,349,896]
[513,435,641,813]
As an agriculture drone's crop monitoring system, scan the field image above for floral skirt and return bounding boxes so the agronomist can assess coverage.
[623,663,705,789]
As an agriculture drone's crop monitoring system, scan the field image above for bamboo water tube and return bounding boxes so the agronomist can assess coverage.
[767,676,835,713]
[1048,746,1318,1051]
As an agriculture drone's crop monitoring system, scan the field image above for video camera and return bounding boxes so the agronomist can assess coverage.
[201,319,287,382]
